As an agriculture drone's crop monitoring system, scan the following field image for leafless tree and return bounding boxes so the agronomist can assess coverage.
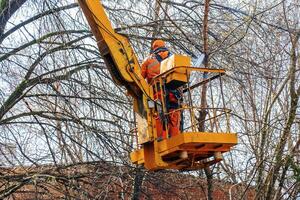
[0,0,299,199]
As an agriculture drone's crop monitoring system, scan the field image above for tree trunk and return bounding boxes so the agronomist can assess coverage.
[199,1,213,200]
[132,167,145,200]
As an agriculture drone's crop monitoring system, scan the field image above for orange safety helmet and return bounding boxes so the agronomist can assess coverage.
[152,39,165,51]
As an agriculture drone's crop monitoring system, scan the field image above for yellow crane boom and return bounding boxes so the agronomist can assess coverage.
[78,0,150,99]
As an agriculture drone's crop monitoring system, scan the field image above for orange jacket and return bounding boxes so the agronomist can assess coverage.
[141,50,170,83]
[141,54,160,84]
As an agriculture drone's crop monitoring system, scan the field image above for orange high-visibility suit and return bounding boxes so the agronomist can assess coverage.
[141,54,165,139]
[141,40,181,139]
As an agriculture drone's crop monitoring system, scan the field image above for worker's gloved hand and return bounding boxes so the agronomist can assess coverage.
[172,89,182,100]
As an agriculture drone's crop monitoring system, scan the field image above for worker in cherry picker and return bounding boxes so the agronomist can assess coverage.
[141,39,181,140]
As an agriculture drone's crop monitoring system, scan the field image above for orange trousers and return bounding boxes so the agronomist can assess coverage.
[155,109,180,139]
[154,91,181,139]
[155,115,166,139]
[168,109,180,137]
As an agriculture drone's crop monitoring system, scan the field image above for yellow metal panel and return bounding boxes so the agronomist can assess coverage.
[144,141,168,170]
[166,72,188,85]
[183,132,238,144]
[143,95,154,141]
[130,148,144,164]
[160,54,191,74]
[136,113,150,144]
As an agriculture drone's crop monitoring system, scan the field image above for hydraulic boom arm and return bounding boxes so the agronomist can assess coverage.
[78,0,151,103]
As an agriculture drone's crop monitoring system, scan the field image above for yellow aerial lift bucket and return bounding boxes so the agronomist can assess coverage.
[130,55,238,171]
